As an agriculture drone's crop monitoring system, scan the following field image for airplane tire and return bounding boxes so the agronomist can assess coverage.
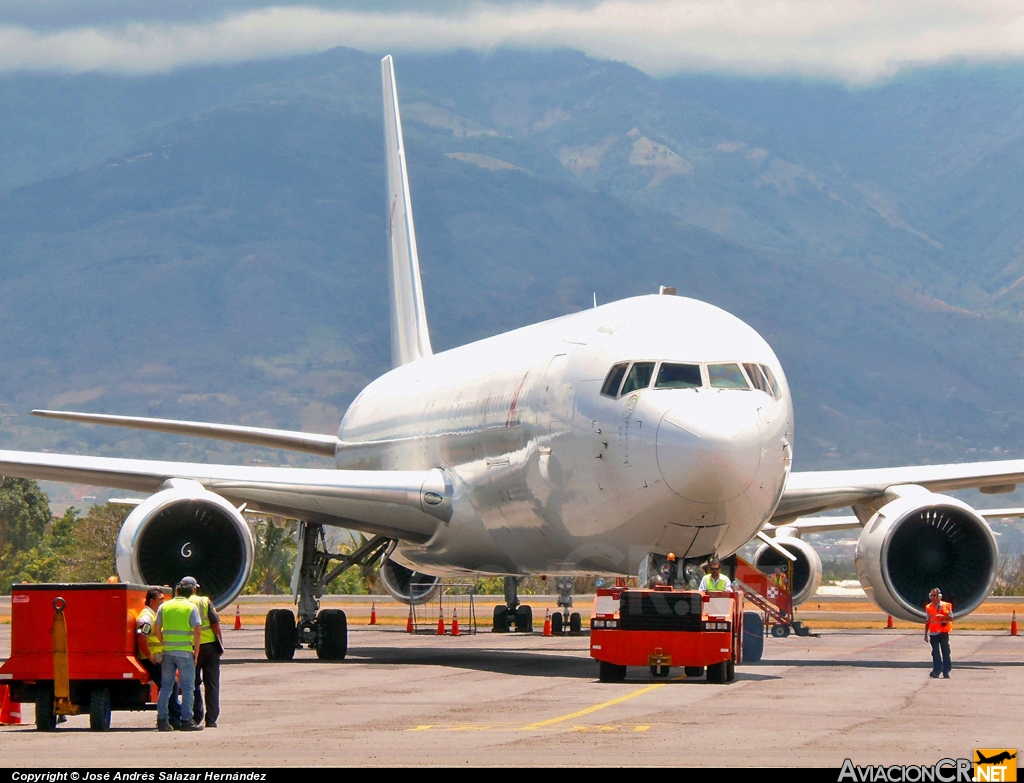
[551,612,564,635]
[316,609,348,660]
[514,605,533,633]
[492,605,510,633]
[568,612,582,635]
[706,660,728,684]
[742,612,764,662]
[599,661,627,682]
[89,688,111,731]
[684,666,705,677]
[265,609,296,661]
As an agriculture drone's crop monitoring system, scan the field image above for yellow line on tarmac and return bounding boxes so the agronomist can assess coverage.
[521,682,668,729]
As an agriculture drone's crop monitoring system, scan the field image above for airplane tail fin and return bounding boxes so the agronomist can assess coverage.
[381,55,433,367]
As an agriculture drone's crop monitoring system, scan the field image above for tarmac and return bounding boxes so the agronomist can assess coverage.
[1,619,1021,767]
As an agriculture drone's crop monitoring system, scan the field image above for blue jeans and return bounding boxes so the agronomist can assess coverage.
[930,633,951,675]
[158,651,195,722]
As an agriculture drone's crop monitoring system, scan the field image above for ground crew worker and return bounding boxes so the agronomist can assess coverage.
[925,587,953,679]
[136,588,181,728]
[154,579,204,731]
[699,559,733,593]
[182,576,224,728]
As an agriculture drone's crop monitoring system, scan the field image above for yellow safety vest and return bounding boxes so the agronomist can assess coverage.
[160,597,196,652]
[137,605,163,659]
[704,575,730,591]
[189,594,217,645]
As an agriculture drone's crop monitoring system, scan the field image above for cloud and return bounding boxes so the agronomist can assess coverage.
[2,1,1024,82]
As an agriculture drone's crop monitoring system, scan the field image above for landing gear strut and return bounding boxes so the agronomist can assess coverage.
[550,576,582,635]
[264,522,394,661]
[492,576,533,633]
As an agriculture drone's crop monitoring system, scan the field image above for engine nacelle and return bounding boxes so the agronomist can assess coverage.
[379,557,442,605]
[116,481,254,610]
[753,535,822,606]
[856,490,998,622]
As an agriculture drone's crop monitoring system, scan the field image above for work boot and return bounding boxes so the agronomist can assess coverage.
[205,721,217,728]
[179,719,204,731]
[157,718,174,732]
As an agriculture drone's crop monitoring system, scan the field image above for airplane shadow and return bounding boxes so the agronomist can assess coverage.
[226,647,599,679]
[752,659,1024,669]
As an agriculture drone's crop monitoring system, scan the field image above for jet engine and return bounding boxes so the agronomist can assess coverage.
[115,480,254,610]
[856,490,998,622]
[379,557,442,605]
[752,535,822,606]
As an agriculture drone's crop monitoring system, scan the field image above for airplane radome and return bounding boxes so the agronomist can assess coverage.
[0,55,1017,660]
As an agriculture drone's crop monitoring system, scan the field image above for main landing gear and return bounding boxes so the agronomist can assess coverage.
[264,522,394,661]
[492,576,534,632]
[549,576,582,636]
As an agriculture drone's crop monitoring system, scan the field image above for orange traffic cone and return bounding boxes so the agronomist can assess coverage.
[543,608,552,637]
[886,615,894,629]
[406,608,414,634]
[369,602,377,626]
[451,608,460,636]
[437,608,446,635]
[1011,611,1018,636]
[233,605,242,631]
[0,686,21,725]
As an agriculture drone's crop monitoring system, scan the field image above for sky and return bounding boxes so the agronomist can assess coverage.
[2,1,1024,83]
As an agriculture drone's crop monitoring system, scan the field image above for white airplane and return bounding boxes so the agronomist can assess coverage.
[1,56,1020,660]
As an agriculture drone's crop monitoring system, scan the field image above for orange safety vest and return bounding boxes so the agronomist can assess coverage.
[926,601,952,634]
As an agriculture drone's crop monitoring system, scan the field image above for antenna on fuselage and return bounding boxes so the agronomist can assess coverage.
[593,292,597,308]
[381,55,433,367]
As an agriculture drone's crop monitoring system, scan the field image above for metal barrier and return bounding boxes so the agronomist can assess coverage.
[410,584,478,635]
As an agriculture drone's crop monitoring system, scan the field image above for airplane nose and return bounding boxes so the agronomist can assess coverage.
[656,397,762,503]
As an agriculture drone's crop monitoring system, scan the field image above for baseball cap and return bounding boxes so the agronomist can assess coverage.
[178,576,199,589]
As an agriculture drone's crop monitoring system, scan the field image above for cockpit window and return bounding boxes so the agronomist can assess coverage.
[708,363,750,390]
[620,362,655,395]
[743,362,771,395]
[600,363,629,398]
[655,363,702,389]
[760,364,781,399]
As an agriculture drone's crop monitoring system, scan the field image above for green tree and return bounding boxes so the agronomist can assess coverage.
[0,478,51,552]
[245,519,298,595]
[59,504,129,583]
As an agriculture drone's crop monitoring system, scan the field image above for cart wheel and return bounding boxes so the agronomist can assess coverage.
[599,661,626,682]
[568,612,582,635]
[726,660,736,683]
[316,609,348,660]
[35,685,56,731]
[550,612,564,635]
[265,609,297,660]
[684,666,705,677]
[89,688,112,731]
[650,665,670,678]
[706,660,728,684]
[771,623,791,639]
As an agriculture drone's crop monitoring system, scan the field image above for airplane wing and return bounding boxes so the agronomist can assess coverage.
[0,450,450,543]
[766,506,1024,535]
[774,459,1024,522]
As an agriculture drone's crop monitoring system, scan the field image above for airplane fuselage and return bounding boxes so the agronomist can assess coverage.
[336,294,793,577]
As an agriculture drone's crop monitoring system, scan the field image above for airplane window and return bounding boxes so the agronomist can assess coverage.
[654,363,702,389]
[620,362,655,395]
[708,363,750,390]
[600,363,629,398]
[742,362,771,395]
[760,364,781,399]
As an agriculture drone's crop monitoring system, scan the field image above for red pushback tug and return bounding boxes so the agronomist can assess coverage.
[0,583,164,731]
[589,586,742,683]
